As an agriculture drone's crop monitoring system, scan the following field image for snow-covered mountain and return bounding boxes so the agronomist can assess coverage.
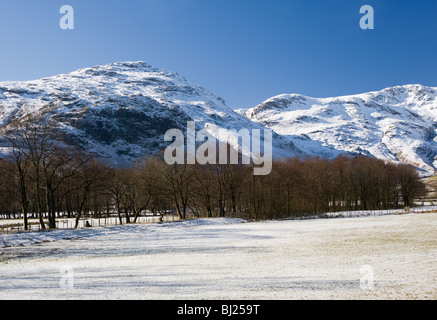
[1,61,435,175]
[243,85,437,175]
[0,61,300,165]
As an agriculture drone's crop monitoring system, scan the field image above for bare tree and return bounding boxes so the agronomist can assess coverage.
[73,158,109,228]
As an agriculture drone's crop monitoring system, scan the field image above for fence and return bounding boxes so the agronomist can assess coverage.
[0,214,180,234]
[322,205,437,218]
[1,206,437,234]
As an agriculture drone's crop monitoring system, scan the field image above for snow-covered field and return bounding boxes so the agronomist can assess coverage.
[0,213,436,300]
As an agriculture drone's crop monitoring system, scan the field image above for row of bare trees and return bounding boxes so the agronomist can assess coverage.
[0,116,105,230]
[0,116,427,230]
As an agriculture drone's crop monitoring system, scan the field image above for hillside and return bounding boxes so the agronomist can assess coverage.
[0,62,435,174]
[0,61,300,166]
[243,85,437,175]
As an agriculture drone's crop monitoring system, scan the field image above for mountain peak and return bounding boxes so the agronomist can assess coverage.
[244,84,437,175]
[0,61,302,166]
[79,61,153,72]
[107,60,152,69]
[0,62,435,174]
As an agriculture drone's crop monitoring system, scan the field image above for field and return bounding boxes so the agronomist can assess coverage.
[0,213,436,300]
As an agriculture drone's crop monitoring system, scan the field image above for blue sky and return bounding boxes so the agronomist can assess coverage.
[0,0,436,108]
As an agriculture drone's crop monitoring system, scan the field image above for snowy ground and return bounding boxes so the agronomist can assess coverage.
[0,213,436,300]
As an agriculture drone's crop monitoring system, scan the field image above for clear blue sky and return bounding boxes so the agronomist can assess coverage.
[0,0,436,108]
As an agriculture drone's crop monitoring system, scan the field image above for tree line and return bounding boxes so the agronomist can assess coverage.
[0,115,427,230]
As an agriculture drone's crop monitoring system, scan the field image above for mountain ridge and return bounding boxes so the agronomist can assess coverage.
[0,61,301,166]
[243,84,437,175]
[0,61,435,175]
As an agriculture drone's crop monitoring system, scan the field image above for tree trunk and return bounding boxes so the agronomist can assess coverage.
[18,173,29,230]
[35,180,45,231]
[116,203,123,225]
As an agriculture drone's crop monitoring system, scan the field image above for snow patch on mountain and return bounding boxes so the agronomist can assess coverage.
[243,85,437,175]
[0,61,301,165]
[0,62,435,174]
